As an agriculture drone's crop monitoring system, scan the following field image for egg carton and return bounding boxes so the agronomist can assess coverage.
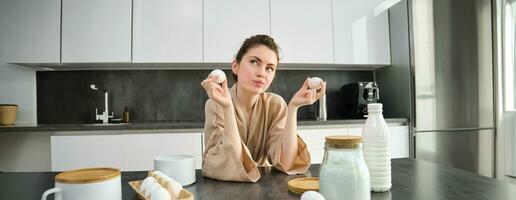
[128,171,194,200]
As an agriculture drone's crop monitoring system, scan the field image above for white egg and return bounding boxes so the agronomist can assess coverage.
[301,191,325,200]
[308,77,323,89]
[164,177,183,199]
[143,182,161,198]
[209,69,226,84]
[140,177,157,193]
[150,187,171,200]
[152,171,168,184]
[152,170,164,177]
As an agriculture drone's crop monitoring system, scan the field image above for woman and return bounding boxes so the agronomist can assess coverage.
[200,35,326,182]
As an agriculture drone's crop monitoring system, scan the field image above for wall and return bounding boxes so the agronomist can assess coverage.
[0,6,43,172]
[0,6,37,124]
[36,69,374,124]
[0,63,37,124]
[376,0,412,120]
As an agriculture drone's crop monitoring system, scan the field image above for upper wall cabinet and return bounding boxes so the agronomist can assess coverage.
[204,0,270,63]
[332,0,391,65]
[133,0,202,63]
[1,0,60,63]
[61,0,132,63]
[271,0,334,64]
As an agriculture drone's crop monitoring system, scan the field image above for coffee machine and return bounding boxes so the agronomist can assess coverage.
[339,82,380,119]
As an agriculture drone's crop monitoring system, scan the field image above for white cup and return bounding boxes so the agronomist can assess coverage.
[41,168,121,200]
[154,155,196,186]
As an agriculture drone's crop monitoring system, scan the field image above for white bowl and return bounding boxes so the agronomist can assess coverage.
[154,155,196,186]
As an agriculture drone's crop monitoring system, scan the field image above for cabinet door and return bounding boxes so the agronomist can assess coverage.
[270,0,333,64]
[203,0,270,63]
[0,0,60,63]
[133,0,202,62]
[348,125,409,158]
[298,128,348,164]
[123,133,203,171]
[348,127,363,136]
[389,125,409,158]
[62,0,131,62]
[51,135,123,171]
[332,0,391,64]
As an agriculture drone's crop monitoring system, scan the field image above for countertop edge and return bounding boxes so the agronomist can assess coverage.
[0,118,408,133]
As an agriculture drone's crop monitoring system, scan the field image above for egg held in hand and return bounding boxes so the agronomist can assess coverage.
[308,77,323,89]
[209,69,226,84]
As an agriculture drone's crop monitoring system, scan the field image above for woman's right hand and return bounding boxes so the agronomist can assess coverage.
[201,75,233,108]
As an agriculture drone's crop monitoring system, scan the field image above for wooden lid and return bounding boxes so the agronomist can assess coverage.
[55,168,120,184]
[0,104,17,107]
[287,177,319,194]
[325,135,362,148]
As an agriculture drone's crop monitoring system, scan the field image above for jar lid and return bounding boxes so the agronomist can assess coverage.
[55,168,120,184]
[0,104,18,107]
[325,135,362,148]
[287,177,319,194]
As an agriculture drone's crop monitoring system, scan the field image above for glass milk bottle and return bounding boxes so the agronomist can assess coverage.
[362,103,392,192]
[319,136,371,200]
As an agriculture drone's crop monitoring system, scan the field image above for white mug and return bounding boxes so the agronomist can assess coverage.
[41,168,121,200]
[154,155,196,186]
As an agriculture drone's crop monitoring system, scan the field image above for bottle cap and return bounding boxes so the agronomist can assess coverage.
[367,103,383,112]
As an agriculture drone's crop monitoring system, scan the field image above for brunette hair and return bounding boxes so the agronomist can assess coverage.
[233,34,280,81]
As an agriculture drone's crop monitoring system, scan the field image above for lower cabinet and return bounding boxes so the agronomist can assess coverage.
[51,132,203,172]
[50,125,408,171]
[298,125,409,164]
[123,133,203,171]
[51,135,123,172]
[297,128,348,164]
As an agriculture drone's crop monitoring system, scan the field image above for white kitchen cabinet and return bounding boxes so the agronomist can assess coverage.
[0,0,60,63]
[332,0,391,64]
[389,125,410,159]
[298,128,348,164]
[133,0,202,63]
[61,0,131,63]
[270,0,333,64]
[203,0,270,63]
[122,133,203,171]
[298,125,409,164]
[348,127,363,136]
[51,135,123,171]
[348,126,409,158]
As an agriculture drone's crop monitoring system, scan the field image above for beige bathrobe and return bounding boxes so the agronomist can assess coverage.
[202,85,311,182]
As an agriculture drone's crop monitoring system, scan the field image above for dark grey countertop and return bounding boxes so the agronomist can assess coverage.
[0,118,408,132]
[1,158,515,200]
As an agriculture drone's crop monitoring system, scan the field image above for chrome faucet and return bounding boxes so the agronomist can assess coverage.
[90,84,113,123]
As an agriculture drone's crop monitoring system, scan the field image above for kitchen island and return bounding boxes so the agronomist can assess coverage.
[1,158,515,200]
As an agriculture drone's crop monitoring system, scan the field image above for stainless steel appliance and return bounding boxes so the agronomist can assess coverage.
[410,0,495,177]
[339,82,380,119]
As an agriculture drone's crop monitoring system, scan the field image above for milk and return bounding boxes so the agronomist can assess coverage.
[362,103,392,192]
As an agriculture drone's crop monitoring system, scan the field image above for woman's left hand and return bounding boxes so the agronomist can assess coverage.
[289,78,326,108]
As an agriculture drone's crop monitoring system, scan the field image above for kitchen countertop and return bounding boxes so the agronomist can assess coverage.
[1,158,515,200]
[0,118,408,132]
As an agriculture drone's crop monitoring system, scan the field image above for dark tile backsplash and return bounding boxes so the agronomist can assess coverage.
[36,69,373,124]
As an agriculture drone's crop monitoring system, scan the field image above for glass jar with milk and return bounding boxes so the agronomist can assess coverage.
[319,136,370,200]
